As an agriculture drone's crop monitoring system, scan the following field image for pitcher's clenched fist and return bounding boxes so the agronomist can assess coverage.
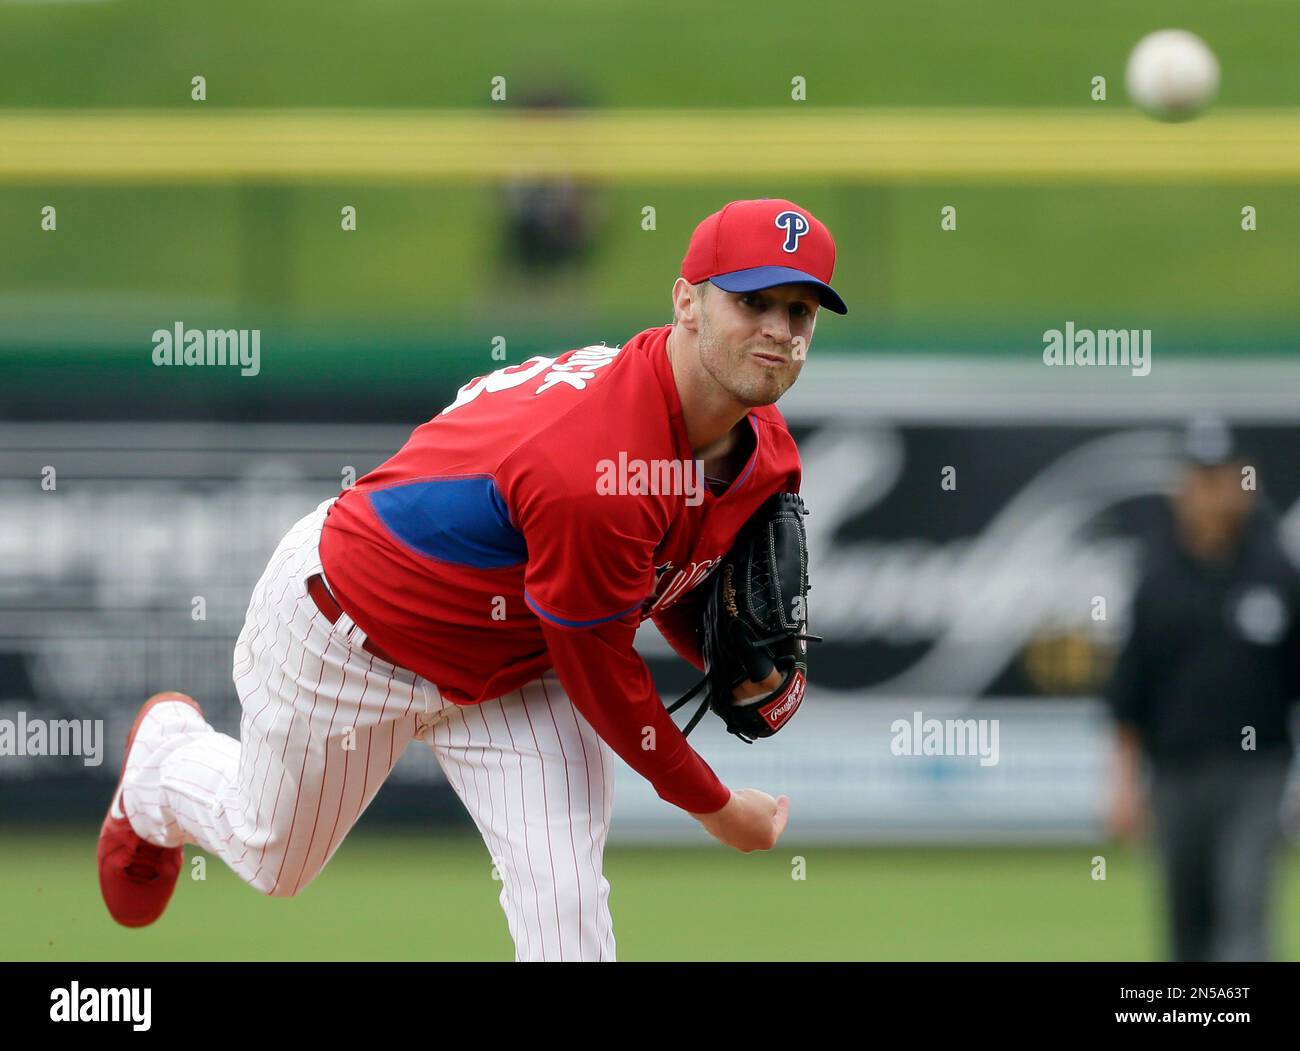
[690,788,791,853]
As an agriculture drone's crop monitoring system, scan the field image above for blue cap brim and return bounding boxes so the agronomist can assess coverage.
[710,266,848,315]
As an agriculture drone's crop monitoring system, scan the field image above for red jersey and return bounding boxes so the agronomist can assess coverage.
[318,323,802,813]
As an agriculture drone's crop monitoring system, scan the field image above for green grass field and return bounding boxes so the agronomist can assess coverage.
[2,0,1295,111]
[6,831,1300,961]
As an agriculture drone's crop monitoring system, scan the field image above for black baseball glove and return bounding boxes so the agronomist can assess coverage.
[666,492,822,743]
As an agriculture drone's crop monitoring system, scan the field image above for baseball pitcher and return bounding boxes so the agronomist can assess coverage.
[97,197,847,961]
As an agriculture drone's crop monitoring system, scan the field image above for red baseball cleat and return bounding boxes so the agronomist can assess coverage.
[97,691,204,928]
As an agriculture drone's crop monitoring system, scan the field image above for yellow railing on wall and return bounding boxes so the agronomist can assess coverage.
[3,108,1300,183]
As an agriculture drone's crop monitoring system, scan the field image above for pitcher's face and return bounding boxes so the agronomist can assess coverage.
[696,282,818,407]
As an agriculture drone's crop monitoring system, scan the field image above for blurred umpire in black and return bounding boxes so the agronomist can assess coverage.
[1107,415,1300,961]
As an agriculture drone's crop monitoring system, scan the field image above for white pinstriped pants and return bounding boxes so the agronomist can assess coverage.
[121,497,617,961]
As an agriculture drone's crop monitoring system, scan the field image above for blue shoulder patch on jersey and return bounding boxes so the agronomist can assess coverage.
[367,476,527,569]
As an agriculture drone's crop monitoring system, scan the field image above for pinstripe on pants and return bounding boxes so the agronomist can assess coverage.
[121,497,617,961]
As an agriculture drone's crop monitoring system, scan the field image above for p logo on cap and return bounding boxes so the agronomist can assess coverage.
[680,198,847,315]
[774,210,810,252]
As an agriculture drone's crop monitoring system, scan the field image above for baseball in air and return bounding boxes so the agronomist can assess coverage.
[1125,29,1220,122]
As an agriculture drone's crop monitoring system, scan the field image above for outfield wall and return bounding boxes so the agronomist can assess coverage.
[1,356,1298,839]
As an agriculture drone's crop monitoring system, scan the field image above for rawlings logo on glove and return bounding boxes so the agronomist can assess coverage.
[666,492,822,743]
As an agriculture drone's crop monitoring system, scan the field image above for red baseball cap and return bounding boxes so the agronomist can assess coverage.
[681,198,847,315]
